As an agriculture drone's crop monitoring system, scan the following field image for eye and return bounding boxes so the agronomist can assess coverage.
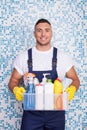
[36,29,42,32]
[46,29,51,32]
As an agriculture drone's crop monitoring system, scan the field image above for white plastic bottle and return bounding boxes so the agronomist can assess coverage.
[35,84,44,110]
[44,79,54,110]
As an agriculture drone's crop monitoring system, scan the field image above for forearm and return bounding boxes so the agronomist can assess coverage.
[66,67,80,91]
[8,68,23,93]
[65,66,80,101]
[8,77,26,101]
[70,78,80,91]
[8,69,25,101]
[8,78,21,93]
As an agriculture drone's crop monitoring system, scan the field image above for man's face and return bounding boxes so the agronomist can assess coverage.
[34,22,52,46]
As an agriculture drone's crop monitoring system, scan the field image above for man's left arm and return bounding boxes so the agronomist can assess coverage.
[65,66,80,101]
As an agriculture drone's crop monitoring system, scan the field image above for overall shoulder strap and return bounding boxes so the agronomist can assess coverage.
[52,47,57,67]
[27,48,32,72]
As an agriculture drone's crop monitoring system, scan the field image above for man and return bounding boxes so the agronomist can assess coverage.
[8,18,80,130]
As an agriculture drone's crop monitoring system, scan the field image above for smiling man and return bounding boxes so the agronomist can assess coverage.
[34,20,52,50]
[8,18,80,130]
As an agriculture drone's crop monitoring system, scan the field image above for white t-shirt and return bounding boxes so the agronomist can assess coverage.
[13,46,74,80]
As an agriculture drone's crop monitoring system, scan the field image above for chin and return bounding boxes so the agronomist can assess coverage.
[38,41,50,46]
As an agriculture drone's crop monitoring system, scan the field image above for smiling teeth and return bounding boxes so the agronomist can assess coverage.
[41,37,46,40]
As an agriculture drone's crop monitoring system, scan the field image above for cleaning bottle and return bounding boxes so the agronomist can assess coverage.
[24,72,36,89]
[54,78,63,110]
[42,73,50,85]
[44,79,54,110]
[35,83,44,110]
[24,74,35,110]
[54,78,63,94]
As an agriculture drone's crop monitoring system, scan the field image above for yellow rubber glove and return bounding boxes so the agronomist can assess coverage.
[13,86,26,101]
[65,85,76,101]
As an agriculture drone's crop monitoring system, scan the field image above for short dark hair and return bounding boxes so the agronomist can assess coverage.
[35,18,51,28]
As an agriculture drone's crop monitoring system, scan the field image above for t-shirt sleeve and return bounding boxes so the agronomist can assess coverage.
[13,52,28,75]
[57,51,74,80]
[63,53,74,72]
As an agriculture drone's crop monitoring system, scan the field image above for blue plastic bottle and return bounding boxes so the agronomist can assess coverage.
[24,76,35,110]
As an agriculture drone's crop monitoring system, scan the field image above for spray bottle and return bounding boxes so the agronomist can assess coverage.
[24,73,35,110]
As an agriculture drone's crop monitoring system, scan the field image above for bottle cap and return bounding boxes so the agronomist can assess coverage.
[47,79,52,82]
[56,78,61,82]
[24,72,36,78]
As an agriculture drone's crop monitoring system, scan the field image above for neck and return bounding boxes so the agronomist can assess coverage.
[36,44,51,51]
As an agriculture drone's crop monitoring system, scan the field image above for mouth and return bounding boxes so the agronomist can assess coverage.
[40,37,47,41]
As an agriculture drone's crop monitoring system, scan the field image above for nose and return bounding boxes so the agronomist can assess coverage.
[41,30,45,36]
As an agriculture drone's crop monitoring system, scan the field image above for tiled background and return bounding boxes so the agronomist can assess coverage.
[0,0,87,130]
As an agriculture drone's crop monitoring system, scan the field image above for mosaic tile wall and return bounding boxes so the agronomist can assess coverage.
[0,0,87,130]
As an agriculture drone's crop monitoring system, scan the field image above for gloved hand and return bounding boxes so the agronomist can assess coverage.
[65,85,76,101]
[13,86,26,101]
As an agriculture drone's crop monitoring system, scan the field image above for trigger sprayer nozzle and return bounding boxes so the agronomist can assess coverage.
[42,73,50,84]
[43,73,50,78]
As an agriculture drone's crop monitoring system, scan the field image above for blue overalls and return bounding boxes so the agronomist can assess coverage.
[21,47,65,130]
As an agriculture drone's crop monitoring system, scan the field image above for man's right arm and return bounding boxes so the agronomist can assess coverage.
[8,68,23,92]
[8,68,26,101]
